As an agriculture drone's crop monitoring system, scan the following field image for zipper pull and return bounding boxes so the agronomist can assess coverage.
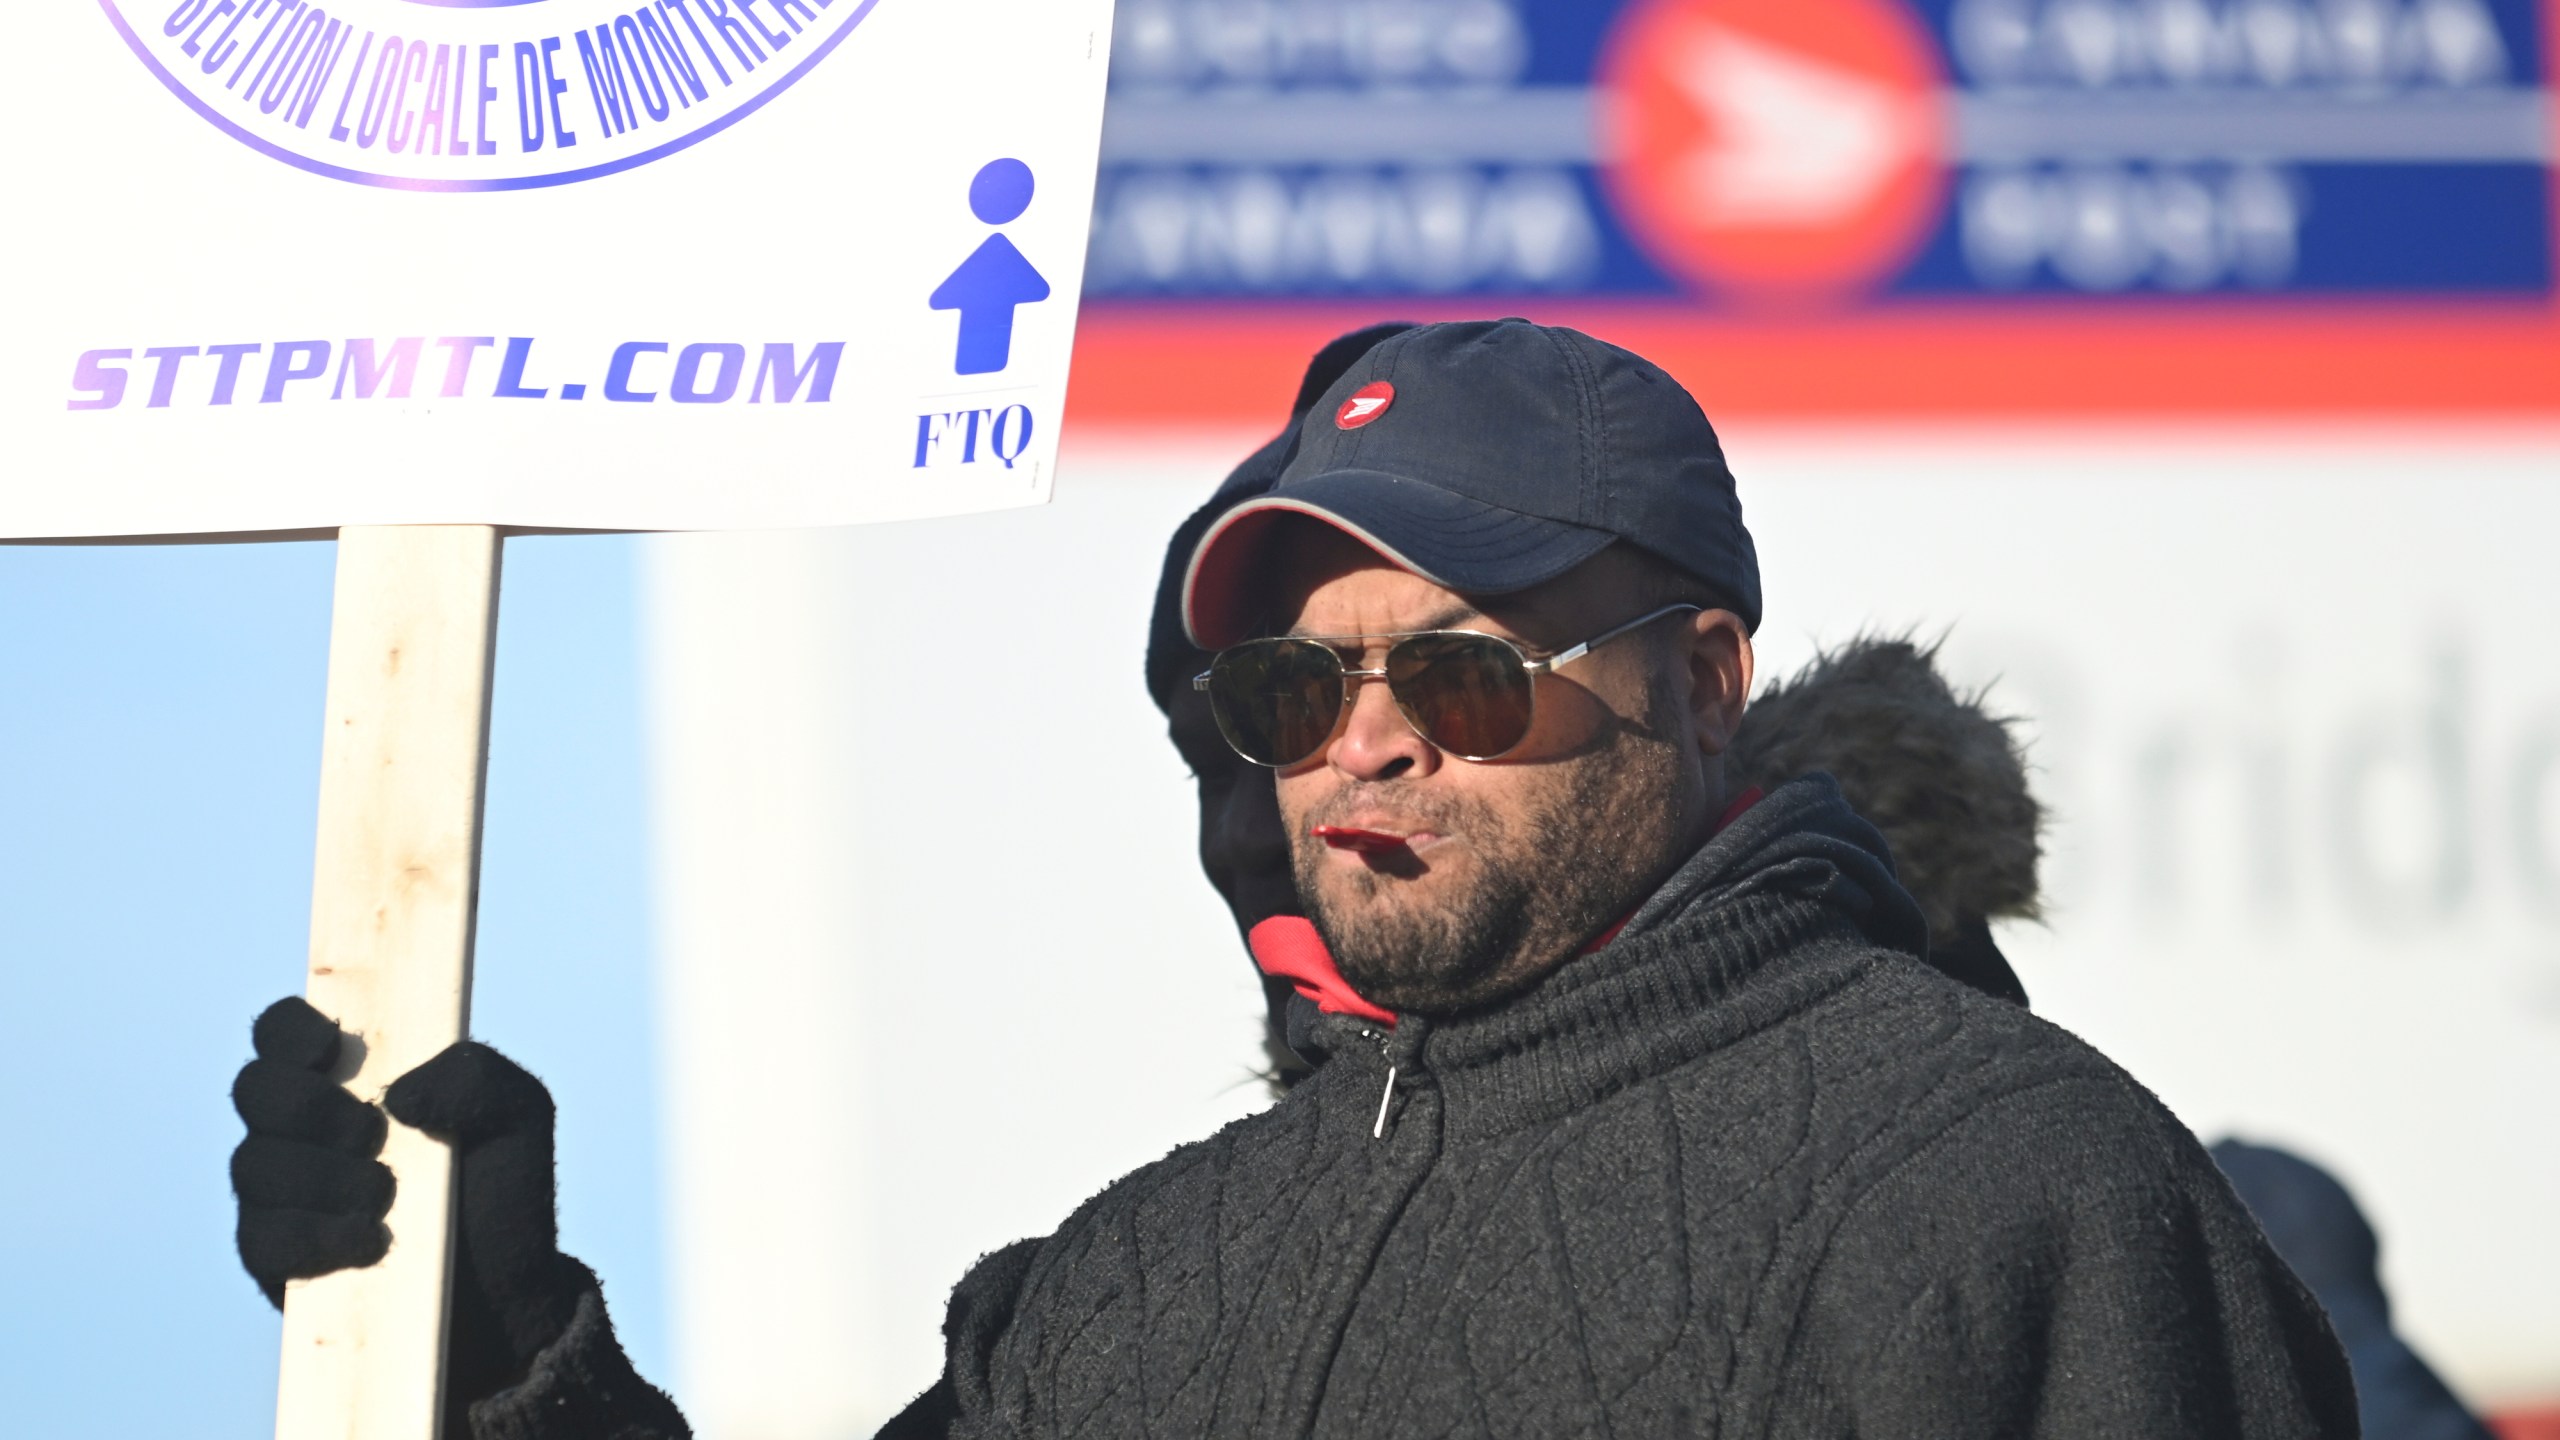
[1372,1065,1398,1141]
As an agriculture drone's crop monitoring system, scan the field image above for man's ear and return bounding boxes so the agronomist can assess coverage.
[1685,612,1753,757]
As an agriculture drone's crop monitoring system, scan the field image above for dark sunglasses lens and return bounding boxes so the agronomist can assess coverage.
[1208,640,1346,766]
[1387,633,1536,759]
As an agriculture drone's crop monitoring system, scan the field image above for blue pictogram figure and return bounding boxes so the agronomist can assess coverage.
[931,159,1051,375]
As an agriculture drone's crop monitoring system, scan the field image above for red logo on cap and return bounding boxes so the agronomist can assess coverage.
[1335,381,1395,429]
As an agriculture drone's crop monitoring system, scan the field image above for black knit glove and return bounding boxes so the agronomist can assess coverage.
[231,996,394,1303]
[384,1037,600,1418]
[230,998,601,1423]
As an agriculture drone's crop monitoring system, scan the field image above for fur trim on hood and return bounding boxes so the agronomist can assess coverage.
[1728,637,2043,948]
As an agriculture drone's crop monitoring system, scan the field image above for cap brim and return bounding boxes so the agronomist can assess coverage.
[1182,470,1617,648]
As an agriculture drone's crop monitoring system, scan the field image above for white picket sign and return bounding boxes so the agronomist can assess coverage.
[2,0,1117,1433]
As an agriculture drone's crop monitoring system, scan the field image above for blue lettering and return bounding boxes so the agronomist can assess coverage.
[290,20,350,129]
[220,0,270,87]
[635,10,706,107]
[257,10,306,113]
[691,0,764,71]
[671,342,744,403]
[913,411,950,467]
[731,0,790,52]
[447,40,469,153]
[750,342,841,403]
[512,42,544,150]
[332,337,422,399]
[183,0,230,56]
[68,350,132,412]
[475,45,499,155]
[492,337,548,399]
[576,26,633,137]
[257,10,321,116]
[435,336,495,397]
[606,341,667,401]
[415,43,451,153]
[906,405,1032,465]
[261,340,331,402]
[614,17,671,123]
[243,2,309,103]
[989,405,1033,468]
[166,0,213,39]
[659,0,733,87]
[541,36,577,147]
[206,343,261,406]
[199,2,246,72]
[143,347,199,408]
[354,33,399,148]
[386,40,426,153]
[330,30,374,140]
[226,0,290,93]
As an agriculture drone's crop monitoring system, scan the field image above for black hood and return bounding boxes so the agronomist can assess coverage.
[1728,637,2042,949]
[1620,772,1930,959]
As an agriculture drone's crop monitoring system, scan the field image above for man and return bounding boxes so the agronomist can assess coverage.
[236,319,2356,1437]
[893,319,2352,1435]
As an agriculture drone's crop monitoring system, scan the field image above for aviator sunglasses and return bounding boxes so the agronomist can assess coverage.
[1194,604,1702,768]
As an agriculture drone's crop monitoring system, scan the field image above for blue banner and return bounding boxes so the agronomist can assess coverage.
[1088,0,2553,302]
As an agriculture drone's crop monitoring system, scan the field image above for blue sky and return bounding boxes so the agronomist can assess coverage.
[0,534,667,1437]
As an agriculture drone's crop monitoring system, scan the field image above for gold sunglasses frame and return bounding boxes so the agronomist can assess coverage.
[1192,603,1702,767]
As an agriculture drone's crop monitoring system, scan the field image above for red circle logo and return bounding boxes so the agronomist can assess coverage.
[1335,381,1396,429]
[1600,0,1947,306]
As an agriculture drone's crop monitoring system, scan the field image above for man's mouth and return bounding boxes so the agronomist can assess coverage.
[1313,824,1444,856]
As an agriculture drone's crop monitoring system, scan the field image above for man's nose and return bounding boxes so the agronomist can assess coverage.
[1326,674,1436,782]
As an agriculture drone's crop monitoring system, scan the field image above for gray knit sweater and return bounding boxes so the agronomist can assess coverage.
[484,776,2357,1439]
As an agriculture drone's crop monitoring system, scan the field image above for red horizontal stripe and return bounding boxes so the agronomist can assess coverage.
[1061,300,2560,427]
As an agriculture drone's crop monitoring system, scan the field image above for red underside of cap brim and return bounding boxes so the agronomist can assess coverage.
[1182,474,1617,649]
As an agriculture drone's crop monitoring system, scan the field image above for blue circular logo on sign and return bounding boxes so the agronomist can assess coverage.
[102,0,881,189]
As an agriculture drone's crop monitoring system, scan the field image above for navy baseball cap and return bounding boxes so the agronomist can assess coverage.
[1181,319,1760,649]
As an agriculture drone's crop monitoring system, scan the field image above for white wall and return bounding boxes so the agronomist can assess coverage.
[643,424,2560,1435]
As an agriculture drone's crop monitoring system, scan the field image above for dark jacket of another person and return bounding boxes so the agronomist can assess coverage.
[2214,1140,2496,1440]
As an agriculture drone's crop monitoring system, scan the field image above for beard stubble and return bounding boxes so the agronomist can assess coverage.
[1295,713,1691,1015]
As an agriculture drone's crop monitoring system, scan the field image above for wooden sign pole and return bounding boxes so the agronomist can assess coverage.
[277,525,504,1440]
